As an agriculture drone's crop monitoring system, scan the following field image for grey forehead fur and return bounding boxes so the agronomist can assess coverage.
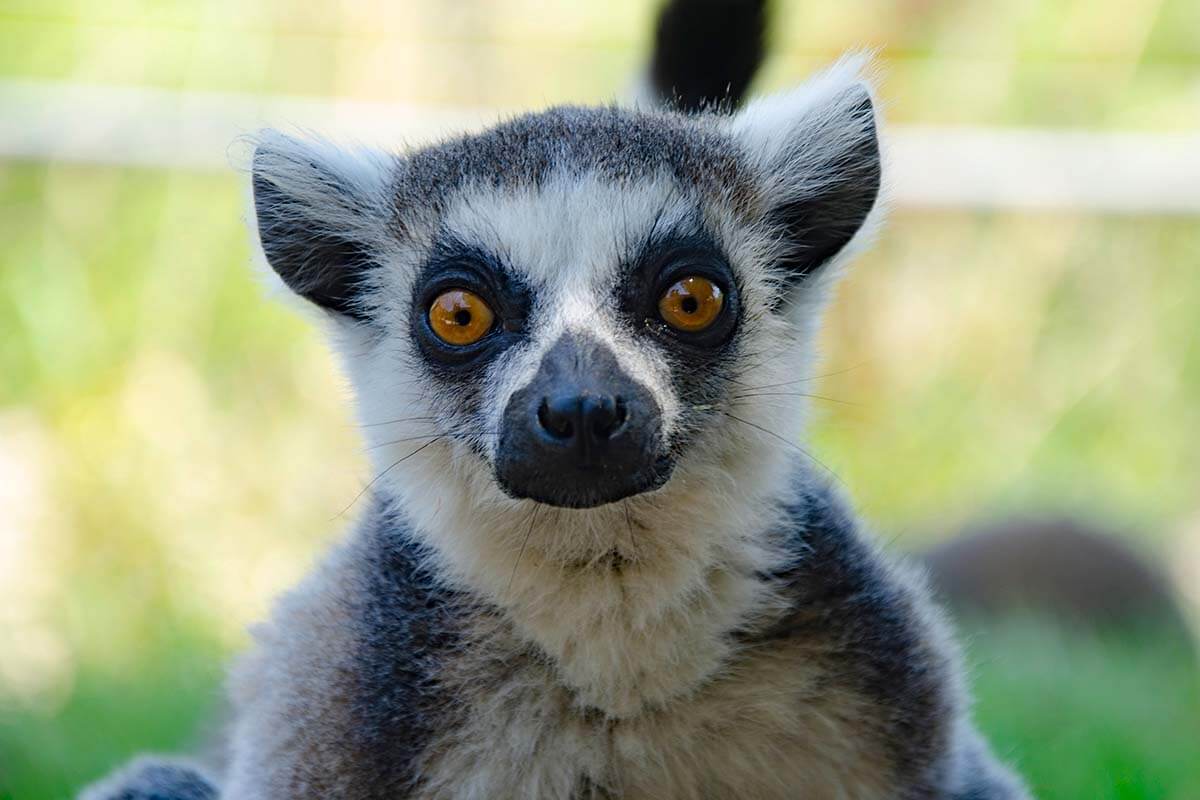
[391,105,755,221]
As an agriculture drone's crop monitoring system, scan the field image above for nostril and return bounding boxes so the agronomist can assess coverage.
[538,394,629,445]
[538,397,575,440]
[590,395,628,440]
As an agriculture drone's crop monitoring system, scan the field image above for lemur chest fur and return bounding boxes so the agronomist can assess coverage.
[407,484,953,799]
[422,619,905,800]
[222,479,960,799]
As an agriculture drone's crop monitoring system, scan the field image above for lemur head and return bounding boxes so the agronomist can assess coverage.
[250,60,880,528]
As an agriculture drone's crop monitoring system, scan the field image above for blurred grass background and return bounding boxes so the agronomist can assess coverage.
[1,1,1198,798]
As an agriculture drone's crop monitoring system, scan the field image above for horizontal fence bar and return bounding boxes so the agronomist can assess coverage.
[2,80,1198,213]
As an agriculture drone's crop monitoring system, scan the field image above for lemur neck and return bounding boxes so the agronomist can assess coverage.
[504,511,785,717]
[393,457,797,718]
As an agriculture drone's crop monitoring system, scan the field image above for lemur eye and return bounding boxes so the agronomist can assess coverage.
[658,276,724,333]
[429,289,496,346]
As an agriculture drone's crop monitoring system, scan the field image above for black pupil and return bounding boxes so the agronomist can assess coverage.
[454,309,472,326]
[681,296,699,314]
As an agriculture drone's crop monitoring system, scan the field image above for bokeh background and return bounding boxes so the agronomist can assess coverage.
[1,1,1198,797]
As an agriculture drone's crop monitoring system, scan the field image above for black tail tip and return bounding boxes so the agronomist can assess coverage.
[650,0,769,112]
[79,757,217,800]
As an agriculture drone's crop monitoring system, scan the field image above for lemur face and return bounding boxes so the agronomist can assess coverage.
[251,61,880,513]
[407,173,748,509]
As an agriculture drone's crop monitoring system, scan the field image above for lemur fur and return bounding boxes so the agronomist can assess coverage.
[82,1,1029,797]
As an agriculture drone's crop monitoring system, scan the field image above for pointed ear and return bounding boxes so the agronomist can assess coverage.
[730,59,882,283]
[250,131,396,320]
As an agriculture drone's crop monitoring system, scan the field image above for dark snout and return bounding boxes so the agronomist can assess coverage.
[495,334,672,508]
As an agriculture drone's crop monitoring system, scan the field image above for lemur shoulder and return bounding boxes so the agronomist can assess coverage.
[83,1,1029,798]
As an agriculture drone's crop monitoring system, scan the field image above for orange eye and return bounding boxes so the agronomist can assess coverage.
[428,289,496,346]
[658,276,724,333]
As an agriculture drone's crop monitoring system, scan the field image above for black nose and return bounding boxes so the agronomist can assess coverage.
[537,394,628,452]
[495,334,673,508]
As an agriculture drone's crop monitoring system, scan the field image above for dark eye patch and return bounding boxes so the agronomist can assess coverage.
[617,227,741,351]
[410,233,534,378]
[615,225,744,445]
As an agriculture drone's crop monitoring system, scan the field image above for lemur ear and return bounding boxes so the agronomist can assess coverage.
[729,60,882,283]
[250,131,395,321]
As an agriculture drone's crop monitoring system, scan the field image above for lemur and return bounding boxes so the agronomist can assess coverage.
[82,1,1029,798]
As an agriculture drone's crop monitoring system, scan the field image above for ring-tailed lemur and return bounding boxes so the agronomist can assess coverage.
[82,1,1029,798]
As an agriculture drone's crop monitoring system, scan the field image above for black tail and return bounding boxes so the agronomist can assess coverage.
[79,757,217,800]
[649,0,769,112]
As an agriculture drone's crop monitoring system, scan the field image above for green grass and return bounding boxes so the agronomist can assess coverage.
[968,621,1200,800]
[0,633,224,800]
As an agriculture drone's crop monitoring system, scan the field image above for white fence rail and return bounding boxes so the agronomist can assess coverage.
[2,80,1198,213]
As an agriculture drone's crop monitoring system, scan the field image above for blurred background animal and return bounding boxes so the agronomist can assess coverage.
[924,516,1191,640]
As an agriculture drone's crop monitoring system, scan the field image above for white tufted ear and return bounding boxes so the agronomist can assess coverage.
[728,56,882,281]
[250,130,397,321]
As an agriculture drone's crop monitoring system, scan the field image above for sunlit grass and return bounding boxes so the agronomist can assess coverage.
[0,629,224,800]
[817,211,1200,536]
[968,620,1200,800]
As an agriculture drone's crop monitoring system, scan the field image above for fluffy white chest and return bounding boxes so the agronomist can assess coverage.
[418,634,894,800]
